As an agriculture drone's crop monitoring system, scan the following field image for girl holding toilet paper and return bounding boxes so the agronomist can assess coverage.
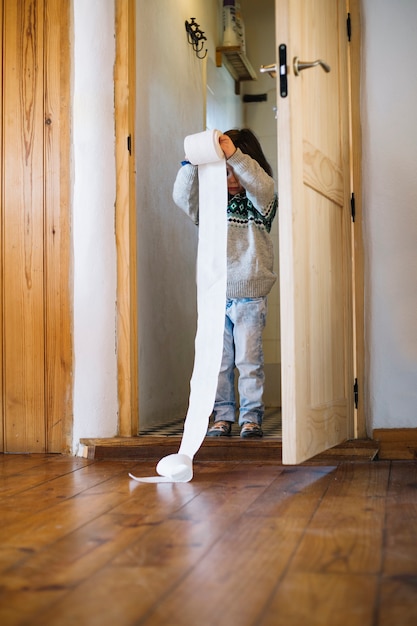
[173,129,278,439]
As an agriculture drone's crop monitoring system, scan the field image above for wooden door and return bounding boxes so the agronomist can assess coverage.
[276,0,355,463]
[0,0,71,453]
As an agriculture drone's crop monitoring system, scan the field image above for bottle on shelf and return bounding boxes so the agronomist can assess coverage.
[222,0,246,52]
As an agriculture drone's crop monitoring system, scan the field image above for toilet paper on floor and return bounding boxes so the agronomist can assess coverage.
[129,129,227,483]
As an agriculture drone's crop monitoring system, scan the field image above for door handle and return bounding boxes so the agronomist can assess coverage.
[260,63,277,79]
[293,57,331,76]
[260,44,288,98]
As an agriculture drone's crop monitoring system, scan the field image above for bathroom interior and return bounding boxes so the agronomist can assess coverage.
[135,0,282,438]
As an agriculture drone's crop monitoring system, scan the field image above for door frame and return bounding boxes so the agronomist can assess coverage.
[115,0,138,437]
[347,0,365,437]
[114,0,365,443]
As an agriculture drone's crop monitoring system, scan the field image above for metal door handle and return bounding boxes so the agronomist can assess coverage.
[293,57,331,76]
[260,63,277,79]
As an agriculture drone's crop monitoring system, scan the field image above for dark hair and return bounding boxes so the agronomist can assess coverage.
[224,128,273,178]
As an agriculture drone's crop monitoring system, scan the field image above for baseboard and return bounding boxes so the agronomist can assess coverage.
[373,428,417,460]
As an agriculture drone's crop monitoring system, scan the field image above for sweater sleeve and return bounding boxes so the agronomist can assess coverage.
[172,163,199,225]
[227,148,276,217]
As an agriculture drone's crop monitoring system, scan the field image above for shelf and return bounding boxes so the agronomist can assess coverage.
[216,46,257,94]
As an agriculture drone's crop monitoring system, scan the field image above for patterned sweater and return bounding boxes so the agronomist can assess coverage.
[172,148,278,298]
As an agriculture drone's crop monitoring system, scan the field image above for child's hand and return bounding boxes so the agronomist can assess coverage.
[219,134,236,159]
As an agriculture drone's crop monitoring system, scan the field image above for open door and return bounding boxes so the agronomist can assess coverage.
[276,0,354,463]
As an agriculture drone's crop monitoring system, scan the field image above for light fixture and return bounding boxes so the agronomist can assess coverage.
[185,18,207,59]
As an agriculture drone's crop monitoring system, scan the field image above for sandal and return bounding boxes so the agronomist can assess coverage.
[206,420,232,437]
[240,422,263,439]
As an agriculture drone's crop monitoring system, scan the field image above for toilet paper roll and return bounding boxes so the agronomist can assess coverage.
[129,129,227,483]
[184,128,224,165]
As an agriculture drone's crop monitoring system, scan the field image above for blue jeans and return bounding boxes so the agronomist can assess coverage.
[213,297,267,426]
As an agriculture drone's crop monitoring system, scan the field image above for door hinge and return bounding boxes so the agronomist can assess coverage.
[354,378,358,409]
[351,193,356,222]
[127,134,132,155]
[347,13,352,42]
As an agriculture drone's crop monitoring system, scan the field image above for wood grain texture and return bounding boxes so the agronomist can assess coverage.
[79,435,379,463]
[348,0,366,438]
[277,0,354,464]
[1,455,416,625]
[115,0,138,437]
[373,428,417,460]
[1,0,71,453]
[0,0,3,452]
[3,0,46,452]
[303,139,344,206]
[43,0,72,452]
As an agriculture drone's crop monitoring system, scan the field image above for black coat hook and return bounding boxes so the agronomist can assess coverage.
[185,18,208,59]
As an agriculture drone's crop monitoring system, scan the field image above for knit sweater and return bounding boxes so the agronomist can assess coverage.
[172,148,278,298]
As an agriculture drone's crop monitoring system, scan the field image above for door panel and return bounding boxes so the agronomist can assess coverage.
[3,0,46,452]
[1,0,71,453]
[276,0,354,463]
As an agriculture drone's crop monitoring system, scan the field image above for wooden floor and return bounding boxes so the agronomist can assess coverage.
[1,453,416,626]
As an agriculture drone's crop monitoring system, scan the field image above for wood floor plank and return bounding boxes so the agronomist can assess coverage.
[376,462,417,625]
[39,561,179,626]
[122,467,336,625]
[0,453,58,474]
[257,572,377,626]
[0,461,275,624]
[4,491,131,550]
[374,428,417,460]
[0,587,67,626]
[245,465,337,521]
[40,515,306,626]
[0,460,137,531]
[0,514,152,624]
[1,455,417,626]
[382,461,417,576]
[46,518,231,625]
[288,462,390,574]
[1,461,153,550]
[29,463,284,625]
[0,462,202,621]
[0,456,95,500]
[378,576,417,626]
[135,515,308,626]
[169,462,285,519]
[0,454,92,494]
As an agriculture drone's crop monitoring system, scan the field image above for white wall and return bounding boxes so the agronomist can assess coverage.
[68,0,417,453]
[72,0,118,453]
[135,0,243,430]
[361,0,417,431]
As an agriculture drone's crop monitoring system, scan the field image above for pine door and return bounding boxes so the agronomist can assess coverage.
[276,0,355,463]
[0,0,71,452]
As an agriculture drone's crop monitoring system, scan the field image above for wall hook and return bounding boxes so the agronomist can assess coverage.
[185,18,208,59]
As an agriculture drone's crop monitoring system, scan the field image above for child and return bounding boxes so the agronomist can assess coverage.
[173,128,278,438]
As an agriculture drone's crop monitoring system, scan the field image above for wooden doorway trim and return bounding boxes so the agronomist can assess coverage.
[44,0,72,452]
[115,0,138,437]
[0,0,3,452]
[111,0,364,447]
[348,0,366,438]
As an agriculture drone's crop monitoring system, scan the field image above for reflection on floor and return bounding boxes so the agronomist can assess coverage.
[139,407,282,439]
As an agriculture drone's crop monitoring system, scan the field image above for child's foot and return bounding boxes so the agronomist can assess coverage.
[240,422,263,438]
[206,420,232,437]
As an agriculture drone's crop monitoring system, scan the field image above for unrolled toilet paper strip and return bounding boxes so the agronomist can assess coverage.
[129,129,227,483]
